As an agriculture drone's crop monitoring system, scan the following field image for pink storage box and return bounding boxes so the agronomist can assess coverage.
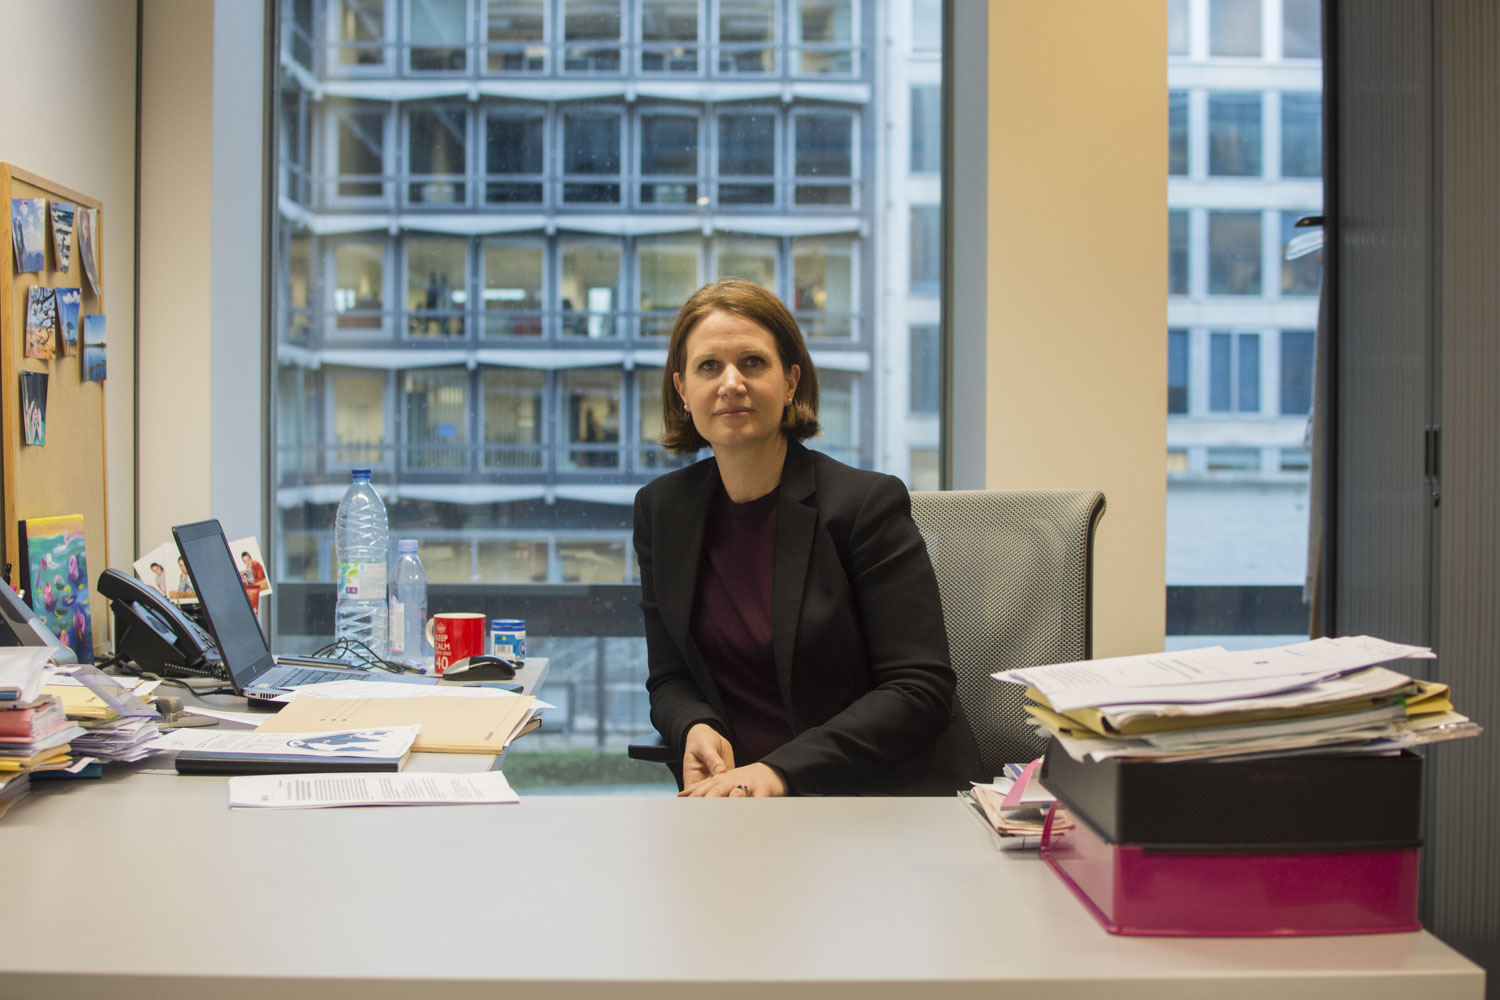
[1040,802,1421,937]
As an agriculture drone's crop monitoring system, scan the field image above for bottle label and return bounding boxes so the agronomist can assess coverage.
[389,598,406,653]
[338,561,388,599]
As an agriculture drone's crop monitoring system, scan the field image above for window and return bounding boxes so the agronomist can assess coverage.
[331,238,386,333]
[793,111,854,205]
[485,0,546,73]
[330,102,387,201]
[1282,0,1320,58]
[408,0,468,72]
[1169,209,1189,295]
[481,236,544,337]
[793,0,855,76]
[1168,90,1188,175]
[485,105,545,203]
[717,110,776,204]
[1168,0,1189,56]
[641,0,699,73]
[1209,0,1261,57]
[910,324,940,414]
[335,0,389,69]
[560,238,620,337]
[912,0,940,52]
[637,236,701,336]
[1209,331,1261,413]
[404,368,470,470]
[560,369,622,470]
[814,368,857,462]
[1207,446,1262,472]
[1279,329,1314,415]
[407,105,468,205]
[1281,92,1321,178]
[1280,211,1321,295]
[911,85,941,174]
[910,205,940,295]
[406,237,468,338]
[1207,210,1262,295]
[719,0,776,74]
[481,368,545,469]
[712,234,777,288]
[329,369,390,468]
[639,112,699,205]
[1168,328,1188,414]
[1208,91,1261,176]
[562,107,622,203]
[563,0,622,73]
[1279,447,1310,472]
[792,237,854,339]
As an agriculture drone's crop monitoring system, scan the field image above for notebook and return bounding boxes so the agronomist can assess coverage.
[173,519,438,703]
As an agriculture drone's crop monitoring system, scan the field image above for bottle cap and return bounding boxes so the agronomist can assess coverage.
[351,468,371,479]
[492,619,525,629]
[397,539,418,553]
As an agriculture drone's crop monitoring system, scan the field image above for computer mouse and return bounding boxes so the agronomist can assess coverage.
[443,655,516,681]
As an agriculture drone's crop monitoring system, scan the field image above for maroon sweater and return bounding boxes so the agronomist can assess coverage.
[689,484,794,763]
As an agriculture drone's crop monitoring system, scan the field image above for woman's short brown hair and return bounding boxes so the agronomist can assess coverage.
[659,279,820,454]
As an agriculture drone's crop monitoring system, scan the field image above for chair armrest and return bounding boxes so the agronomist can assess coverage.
[626,734,677,764]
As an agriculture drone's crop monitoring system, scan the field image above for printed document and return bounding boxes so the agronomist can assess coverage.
[148,725,419,759]
[228,769,520,808]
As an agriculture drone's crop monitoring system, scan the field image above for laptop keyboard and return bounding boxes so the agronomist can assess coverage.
[276,666,362,687]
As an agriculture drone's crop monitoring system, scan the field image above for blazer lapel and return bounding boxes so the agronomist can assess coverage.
[657,458,718,651]
[773,443,817,727]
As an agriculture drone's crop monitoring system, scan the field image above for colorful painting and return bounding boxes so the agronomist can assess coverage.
[25,287,57,360]
[82,314,106,381]
[20,372,48,446]
[18,514,94,664]
[49,201,75,272]
[56,287,81,353]
[11,198,46,273]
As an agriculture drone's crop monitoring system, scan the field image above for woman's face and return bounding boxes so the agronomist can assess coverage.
[674,310,799,457]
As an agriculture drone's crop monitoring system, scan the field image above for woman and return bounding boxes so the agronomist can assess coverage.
[634,280,982,797]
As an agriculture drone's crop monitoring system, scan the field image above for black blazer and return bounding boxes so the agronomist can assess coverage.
[633,441,983,795]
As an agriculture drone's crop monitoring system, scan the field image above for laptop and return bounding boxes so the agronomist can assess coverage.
[173,519,439,702]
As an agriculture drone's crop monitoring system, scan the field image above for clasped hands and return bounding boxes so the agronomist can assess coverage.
[679,723,787,797]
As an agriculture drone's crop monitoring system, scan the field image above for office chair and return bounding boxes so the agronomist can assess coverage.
[626,488,1106,787]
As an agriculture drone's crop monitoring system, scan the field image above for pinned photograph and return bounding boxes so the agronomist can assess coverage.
[16,514,94,663]
[20,371,48,446]
[55,287,81,353]
[77,206,101,295]
[49,201,75,272]
[11,198,46,272]
[82,314,106,381]
[25,286,58,360]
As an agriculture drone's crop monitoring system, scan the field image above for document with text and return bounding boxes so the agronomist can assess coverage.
[228,769,520,808]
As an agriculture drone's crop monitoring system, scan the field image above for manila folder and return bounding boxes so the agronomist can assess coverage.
[255,695,535,753]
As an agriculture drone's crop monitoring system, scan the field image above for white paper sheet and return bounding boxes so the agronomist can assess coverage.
[181,706,268,726]
[147,724,418,758]
[227,769,520,808]
[284,678,555,710]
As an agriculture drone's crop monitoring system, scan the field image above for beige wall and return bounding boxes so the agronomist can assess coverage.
[0,0,139,572]
[987,2,1168,656]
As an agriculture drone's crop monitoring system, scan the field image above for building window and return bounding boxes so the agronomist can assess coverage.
[561,107,622,203]
[329,368,390,468]
[1168,328,1189,414]
[792,237,855,339]
[1280,92,1321,178]
[1279,329,1314,416]
[912,0,940,52]
[335,0,390,69]
[1209,0,1261,57]
[814,368,857,462]
[560,368,622,470]
[1280,447,1310,472]
[481,236,545,338]
[330,102,387,201]
[1209,331,1261,413]
[485,0,547,74]
[481,367,546,469]
[1168,0,1189,56]
[1280,210,1321,295]
[637,235,702,337]
[404,368,470,470]
[562,0,622,73]
[484,105,545,203]
[331,238,386,334]
[1208,91,1262,176]
[1207,210,1262,295]
[408,0,469,72]
[909,324,940,414]
[1168,90,1188,176]
[793,0,856,76]
[641,0,700,73]
[1282,0,1320,58]
[712,234,777,288]
[406,236,468,338]
[793,110,854,205]
[911,84,941,174]
[407,105,469,205]
[909,205,940,295]
[639,111,700,205]
[716,110,776,205]
[560,238,621,337]
[1206,446,1262,472]
[1169,209,1189,295]
[718,0,777,75]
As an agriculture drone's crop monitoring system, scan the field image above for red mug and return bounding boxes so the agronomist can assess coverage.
[425,612,486,675]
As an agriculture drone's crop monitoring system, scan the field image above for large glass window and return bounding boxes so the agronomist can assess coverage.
[560,238,621,338]
[1209,331,1261,413]
[1169,209,1189,295]
[563,0,622,72]
[1280,210,1321,296]
[485,105,545,203]
[793,0,855,76]
[1281,92,1321,178]
[1168,90,1188,175]
[332,238,386,333]
[335,0,389,68]
[719,0,776,74]
[408,0,468,72]
[485,0,546,73]
[637,236,701,336]
[909,205,940,295]
[641,0,699,73]
[404,368,470,470]
[717,111,776,205]
[1282,0,1320,59]
[330,102,387,201]
[482,237,544,337]
[639,112,699,205]
[560,369,622,470]
[911,85,941,174]
[1167,328,1189,414]
[793,110,854,205]
[1207,210,1262,295]
[482,368,546,468]
[1209,0,1261,57]
[1279,329,1315,416]
[408,105,468,205]
[406,236,468,338]
[792,237,854,339]
[562,107,622,203]
[1208,92,1261,177]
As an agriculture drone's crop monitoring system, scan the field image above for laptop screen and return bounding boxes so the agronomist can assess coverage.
[173,519,275,690]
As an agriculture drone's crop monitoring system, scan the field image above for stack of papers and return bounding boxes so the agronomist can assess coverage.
[150,725,420,774]
[254,690,540,754]
[960,759,1055,850]
[43,667,161,764]
[0,651,90,813]
[994,636,1482,764]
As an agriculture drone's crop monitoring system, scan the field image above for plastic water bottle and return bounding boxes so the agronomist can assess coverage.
[334,468,388,658]
[388,539,429,669]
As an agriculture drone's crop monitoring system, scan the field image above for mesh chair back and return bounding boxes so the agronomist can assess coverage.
[910,489,1105,779]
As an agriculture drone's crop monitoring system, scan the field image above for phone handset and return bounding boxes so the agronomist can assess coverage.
[96,569,221,677]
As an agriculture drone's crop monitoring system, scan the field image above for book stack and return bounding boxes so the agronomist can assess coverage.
[993,636,1482,937]
[0,648,87,816]
[42,669,160,765]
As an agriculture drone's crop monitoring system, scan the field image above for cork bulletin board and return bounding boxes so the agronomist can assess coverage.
[0,163,110,655]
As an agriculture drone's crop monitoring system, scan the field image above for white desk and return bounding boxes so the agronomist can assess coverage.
[0,772,1483,1000]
